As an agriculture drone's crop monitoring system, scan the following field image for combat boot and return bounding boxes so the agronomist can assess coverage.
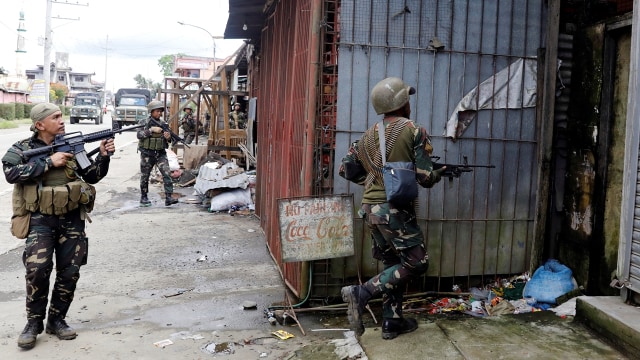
[46,317,77,340]
[341,285,371,336]
[17,319,44,349]
[381,317,418,340]
[165,194,178,206]
[140,193,151,207]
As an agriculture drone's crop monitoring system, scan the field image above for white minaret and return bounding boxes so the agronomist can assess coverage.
[15,9,26,78]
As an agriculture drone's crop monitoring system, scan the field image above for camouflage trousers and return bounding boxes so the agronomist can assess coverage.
[23,209,87,321]
[184,131,195,145]
[359,203,429,319]
[139,149,173,195]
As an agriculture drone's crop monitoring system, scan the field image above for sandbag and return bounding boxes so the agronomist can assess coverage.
[209,188,252,212]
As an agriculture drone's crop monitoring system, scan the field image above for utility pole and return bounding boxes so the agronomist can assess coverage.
[43,0,52,103]
[103,34,110,108]
[43,0,86,103]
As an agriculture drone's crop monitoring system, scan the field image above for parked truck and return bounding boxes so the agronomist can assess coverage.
[70,92,103,125]
[113,88,151,127]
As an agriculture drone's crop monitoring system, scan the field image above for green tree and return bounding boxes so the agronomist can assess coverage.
[133,75,162,98]
[158,53,185,76]
[50,83,69,104]
[134,74,149,89]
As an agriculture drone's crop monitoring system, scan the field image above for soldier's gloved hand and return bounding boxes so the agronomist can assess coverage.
[431,166,446,183]
[150,126,163,134]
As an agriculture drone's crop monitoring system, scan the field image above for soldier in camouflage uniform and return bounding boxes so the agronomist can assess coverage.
[2,103,115,349]
[180,107,200,145]
[137,100,179,207]
[339,77,445,340]
[228,103,246,129]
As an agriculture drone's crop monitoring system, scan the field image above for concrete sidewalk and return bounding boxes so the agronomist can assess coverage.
[356,298,633,360]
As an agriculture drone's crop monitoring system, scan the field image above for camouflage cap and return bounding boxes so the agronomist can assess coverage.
[30,103,61,131]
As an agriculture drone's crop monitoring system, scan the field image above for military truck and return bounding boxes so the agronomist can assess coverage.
[113,88,151,127]
[70,92,103,125]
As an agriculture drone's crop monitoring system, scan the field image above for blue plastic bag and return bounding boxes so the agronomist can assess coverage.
[523,259,575,304]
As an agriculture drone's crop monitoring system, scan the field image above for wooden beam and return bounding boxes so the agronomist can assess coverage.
[159,88,248,97]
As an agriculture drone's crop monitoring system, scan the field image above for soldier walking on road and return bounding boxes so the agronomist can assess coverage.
[338,77,445,340]
[2,103,116,349]
[137,100,179,207]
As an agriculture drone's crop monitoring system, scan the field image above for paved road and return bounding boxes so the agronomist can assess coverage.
[0,117,353,359]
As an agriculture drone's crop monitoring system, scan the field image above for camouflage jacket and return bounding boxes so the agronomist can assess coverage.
[339,117,441,205]
[2,133,110,186]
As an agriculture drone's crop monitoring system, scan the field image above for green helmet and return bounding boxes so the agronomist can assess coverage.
[147,100,165,112]
[370,77,416,115]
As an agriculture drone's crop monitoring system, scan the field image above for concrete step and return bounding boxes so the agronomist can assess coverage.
[576,296,640,357]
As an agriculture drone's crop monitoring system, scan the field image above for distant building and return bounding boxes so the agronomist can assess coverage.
[173,55,222,80]
[25,52,103,104]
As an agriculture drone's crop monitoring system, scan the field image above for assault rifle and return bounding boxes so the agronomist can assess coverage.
[431,156,495,179]
[22,123,145,169]
[148,117,190,148]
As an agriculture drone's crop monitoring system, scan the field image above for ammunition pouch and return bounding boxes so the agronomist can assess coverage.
[140,135,166,150]
[36,180,96,215]
[10,213,31,239]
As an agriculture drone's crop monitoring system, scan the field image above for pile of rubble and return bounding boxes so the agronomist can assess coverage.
[174,151,256,214]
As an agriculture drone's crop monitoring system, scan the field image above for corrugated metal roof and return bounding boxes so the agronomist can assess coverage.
[224,0,268,42]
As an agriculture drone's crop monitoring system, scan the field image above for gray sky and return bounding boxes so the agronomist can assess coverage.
[0,0,244,91]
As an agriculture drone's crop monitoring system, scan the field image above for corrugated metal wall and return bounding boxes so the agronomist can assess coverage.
[333,0,546,290]
[256,0,313,297]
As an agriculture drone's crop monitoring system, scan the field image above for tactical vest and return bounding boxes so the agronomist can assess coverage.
[139,120,168,150]
[181,115,195,132]
[12,159,96,216]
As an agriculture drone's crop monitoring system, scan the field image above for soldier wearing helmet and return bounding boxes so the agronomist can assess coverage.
[136,100,179,207]
[338,77,445,340]
[228,103,246,129]
[180,106,201,145]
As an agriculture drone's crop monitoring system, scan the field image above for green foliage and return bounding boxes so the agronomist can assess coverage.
[0,119,19,129]
[0,103,61,121]
[24,103,35,119]
[50,83,69,104]
[14,102,25,119]
[133,75,163,98]
[0,103,16,120]
[158,54,184,76]
[134,74,148,89]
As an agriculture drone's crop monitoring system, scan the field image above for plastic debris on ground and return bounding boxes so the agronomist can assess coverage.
[153,339,173,348]
[272,330,295,340]
[402,260,581,319]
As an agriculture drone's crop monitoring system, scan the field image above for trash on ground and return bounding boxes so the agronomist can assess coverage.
[153,339,173,348]
[243,300,258,310]
[203,341,237,355]
[163,288,194,298]
[272,330,295,340]
[523,259,577,304]
[400,259,581,318]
